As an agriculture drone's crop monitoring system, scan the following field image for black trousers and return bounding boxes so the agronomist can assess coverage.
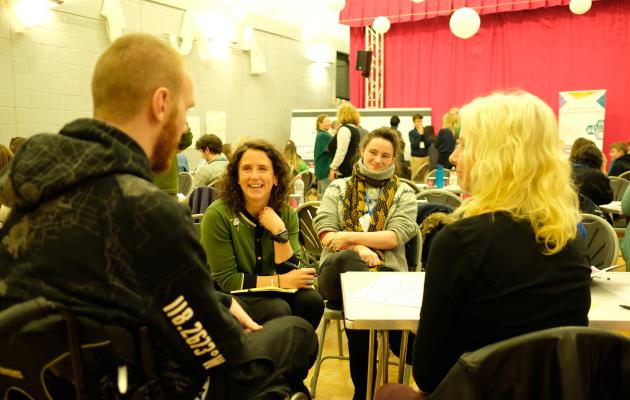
[319,250,415,400]
[208,316,318,399]
[235,288,324,330]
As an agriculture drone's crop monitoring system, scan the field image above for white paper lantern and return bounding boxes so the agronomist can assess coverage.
[372,16,391,34]
[329,0,346,13]
[569,0,592,15]
[411,0,426,3]
[449,7,480,39]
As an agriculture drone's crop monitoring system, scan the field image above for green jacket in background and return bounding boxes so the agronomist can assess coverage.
[620,188,630,271]
[153,128,193,194]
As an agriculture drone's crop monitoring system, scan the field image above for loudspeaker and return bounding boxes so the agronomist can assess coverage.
[355,50,372,78]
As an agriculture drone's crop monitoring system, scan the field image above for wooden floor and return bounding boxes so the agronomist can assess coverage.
[303,320,419,399]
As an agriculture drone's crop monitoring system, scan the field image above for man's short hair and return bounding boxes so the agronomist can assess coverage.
[195,134,223,154]
[610,141,627,155]
[91,33,185,123]
[412,113,423,123]
[390,115,400,127]
[573,144,603,170]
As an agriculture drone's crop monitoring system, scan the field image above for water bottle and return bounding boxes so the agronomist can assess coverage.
[293,176,304,206]
[450,167,458,186]
[436,164,444,188]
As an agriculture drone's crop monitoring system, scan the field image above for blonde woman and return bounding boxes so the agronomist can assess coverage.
[283,139,308,175]
[413,92,591,395]
[327,103,361,181]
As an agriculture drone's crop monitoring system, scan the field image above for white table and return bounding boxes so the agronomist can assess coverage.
[341,271,630,400]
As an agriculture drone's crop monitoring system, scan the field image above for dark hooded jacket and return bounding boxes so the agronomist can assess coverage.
[0,119,246,398]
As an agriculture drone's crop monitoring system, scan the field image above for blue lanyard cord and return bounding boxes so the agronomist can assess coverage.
[364,189,383,216]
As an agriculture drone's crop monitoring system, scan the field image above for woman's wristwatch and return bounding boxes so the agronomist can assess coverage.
[271,228,289,243]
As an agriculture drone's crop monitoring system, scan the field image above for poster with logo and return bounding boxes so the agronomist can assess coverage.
[559,90,606,155]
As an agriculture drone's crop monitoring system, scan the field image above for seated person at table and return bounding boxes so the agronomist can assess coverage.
[414,91,591,395]
[314,128,418,400]
[193,133,228,190]
[0,33,317,399]
[572,143,613,206]
[200,139,324,329]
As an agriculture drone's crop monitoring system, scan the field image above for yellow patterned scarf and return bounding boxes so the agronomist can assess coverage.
[343,161,399,265]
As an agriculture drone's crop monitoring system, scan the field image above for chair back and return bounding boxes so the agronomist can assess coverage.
[404,225,423,272]
[178,172,193,197]
[580,213,619,270]
[608,176,629,201]
[292,171,315,198]
[417,189,462,209]
[618,170,630,181]
[411,162,429,183]
[188,186,219,215]
[429,326,630,400]
[0,298,162,400]
[398,178,421,194]
[424,167,451,183]
[297,201,322,269]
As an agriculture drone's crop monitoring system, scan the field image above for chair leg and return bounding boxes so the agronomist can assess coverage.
[309,318,329,397]
[335,319,344,357]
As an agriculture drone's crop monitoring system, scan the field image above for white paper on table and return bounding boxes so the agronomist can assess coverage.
[352,275,423,308]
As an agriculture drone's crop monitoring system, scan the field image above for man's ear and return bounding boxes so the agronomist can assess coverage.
[150,87,170,123]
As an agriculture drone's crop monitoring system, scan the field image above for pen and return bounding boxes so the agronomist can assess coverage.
[620,305,630,311]
[286,260,319,277]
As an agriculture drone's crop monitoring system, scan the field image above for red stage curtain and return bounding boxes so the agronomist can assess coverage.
[339,0,592,27]
[348,0,630,150]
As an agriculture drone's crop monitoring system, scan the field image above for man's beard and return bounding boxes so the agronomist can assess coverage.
[151,109,180,173]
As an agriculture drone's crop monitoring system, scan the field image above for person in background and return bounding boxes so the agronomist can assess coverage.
[176,152,189,172]
[193,134,228,189]
[314,113,332,194]
[435,111,457,169]
[328,103,361,182]
[201,140,324,330]
[414,91,590,396]
[0,144,12,223]
[9,137,25,155]
[572,144,613,206]
[608,141,630,176]
[283,139,308,175]
[569,137,595,163]
[153,123,192,198]
[390,115,410,179]
[330,120,340,135]
[222,143,233,161]
[315,128,418,400]
[425,125,438,170]
[0,33,317,399]
[619,186,630,271]
[409,113,431,181]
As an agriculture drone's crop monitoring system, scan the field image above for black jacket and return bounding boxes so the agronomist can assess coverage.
[327,123,361,178]
[0,119,246,399]
[573,164,613,205]
[609,154,630,176]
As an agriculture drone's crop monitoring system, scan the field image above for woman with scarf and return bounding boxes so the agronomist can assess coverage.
[314,128,418,400]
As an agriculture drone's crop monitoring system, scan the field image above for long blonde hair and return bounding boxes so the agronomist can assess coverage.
[455,91,580,255]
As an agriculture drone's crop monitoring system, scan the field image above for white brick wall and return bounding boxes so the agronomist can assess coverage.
[0,0,336,156]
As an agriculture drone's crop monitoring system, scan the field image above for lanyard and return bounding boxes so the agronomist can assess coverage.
[364,189,383,216]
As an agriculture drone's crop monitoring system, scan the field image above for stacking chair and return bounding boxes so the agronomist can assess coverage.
[618,170,630,181]
[309,305,348,397]
[178,171,193,197]
[398,177,421,194]
[292,170,315,199]
[411,162,429,183]
[608,176,629,202]
[424,168,451,184]
[428,326,630,399]
[296,201,323,270]
[0,297,162,400]
[580,213,619,270]
[188,186,218,215]
[417,189,462,209]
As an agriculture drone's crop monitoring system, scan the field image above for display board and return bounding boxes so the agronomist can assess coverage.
[290,108,432,161]
[559,90,607,154]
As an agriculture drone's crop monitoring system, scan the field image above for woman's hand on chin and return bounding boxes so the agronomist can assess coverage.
[259,206,285,234]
